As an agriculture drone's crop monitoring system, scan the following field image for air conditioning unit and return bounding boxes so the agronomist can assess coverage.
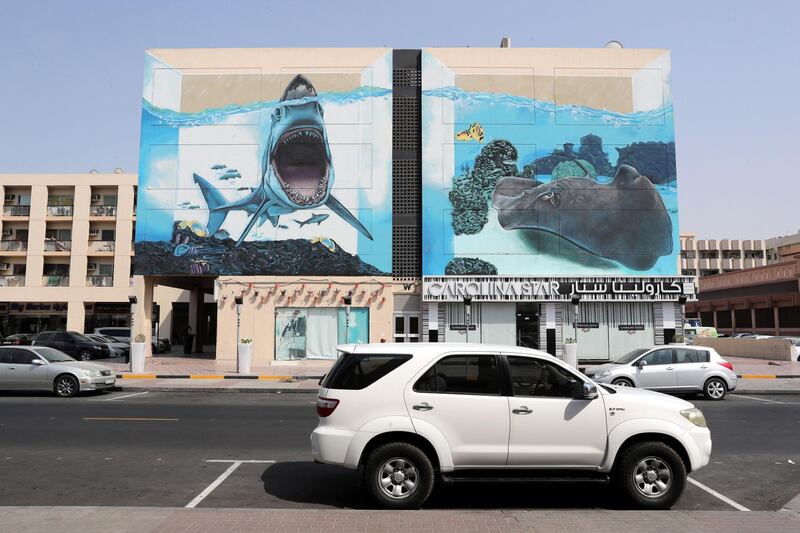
[90,194,102,203]
[88,228,100,237]
[87,263,98,271]
[4,194,15,202]
[0,263,10,270]
[1,229,12,237]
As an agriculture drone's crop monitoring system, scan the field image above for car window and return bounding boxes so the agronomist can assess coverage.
[413,354,500,396]
[10,349,39,364]
[54,332,72,342]
[321,354,412,390]
[640,349,674,366]
[36,333,52,341]
[35,347,75,362]
[675,348,709,364]
[108,329,129,337]
[0,348,12,364]
[507,356,578,398]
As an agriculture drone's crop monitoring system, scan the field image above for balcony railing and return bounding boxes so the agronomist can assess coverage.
[43,240,71,252]
[87,275,113,287]
[46,205,74,217]
[0,275,25,287]
[42,275,69,287]
[0,240,27,251]
[88,240,115,253]
[89,205,117,217]
[2,205,31,216]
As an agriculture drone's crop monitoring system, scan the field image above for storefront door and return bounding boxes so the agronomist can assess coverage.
[393,314,420,343]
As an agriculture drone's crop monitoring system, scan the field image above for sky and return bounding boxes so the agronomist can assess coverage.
[0,0,798,239]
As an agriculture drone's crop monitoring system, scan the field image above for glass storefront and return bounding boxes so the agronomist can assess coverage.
[275,307,369,360]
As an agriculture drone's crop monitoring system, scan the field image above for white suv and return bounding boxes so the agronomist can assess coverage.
[311,343,711,510]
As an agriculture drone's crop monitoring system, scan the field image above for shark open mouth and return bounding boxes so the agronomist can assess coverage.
[272,127,330,206]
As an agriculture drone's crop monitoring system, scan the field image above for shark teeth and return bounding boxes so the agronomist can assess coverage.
[281,128,322,145]
[276,168,329,206]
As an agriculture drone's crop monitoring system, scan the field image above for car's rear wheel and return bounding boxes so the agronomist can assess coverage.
[78,350,92,361]
[364,442,434,509]
[614,441,686,509]
[703,377,727,400]
[54,375,79,398]
[611,377,634,387]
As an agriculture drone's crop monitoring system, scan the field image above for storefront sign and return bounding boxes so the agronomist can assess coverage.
[618,324,645,331]
[449,324,477,331]
[8,302,68,314]
[573,322,599,329]
[423,276,696,303]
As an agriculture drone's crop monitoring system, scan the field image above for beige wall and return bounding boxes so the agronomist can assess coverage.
[693,337,796,361]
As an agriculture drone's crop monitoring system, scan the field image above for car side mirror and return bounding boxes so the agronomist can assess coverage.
[31,358,45,365]
[573,381,598,400]
[637,359,648,369]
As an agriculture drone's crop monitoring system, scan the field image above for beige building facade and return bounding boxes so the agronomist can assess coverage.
[679,233,766,278]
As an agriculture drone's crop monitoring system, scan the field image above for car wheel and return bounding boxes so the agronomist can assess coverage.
[364,442,434,509]
[614,441,687,509]
[54,375,80,398]
[703,377,727,400]
[611,377,634,387]
[78,350,93,361]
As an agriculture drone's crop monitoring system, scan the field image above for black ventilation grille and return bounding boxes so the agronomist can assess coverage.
[392,225,421,278]
[393,97,420,151]
[393,69,421,87]
[392,160,420,215]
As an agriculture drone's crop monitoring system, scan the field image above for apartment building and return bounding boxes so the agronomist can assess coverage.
[766,231,800,264]
[679,233,766,277]
[0,173,137,335]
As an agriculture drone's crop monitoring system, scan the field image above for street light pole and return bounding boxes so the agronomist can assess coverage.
[343,294,352,343]
[463,297,472,344]
[234,296,243,373]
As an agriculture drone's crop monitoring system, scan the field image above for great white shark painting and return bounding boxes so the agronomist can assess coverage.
[193,75,373,247]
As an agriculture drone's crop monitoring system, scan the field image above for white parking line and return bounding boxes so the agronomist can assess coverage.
[90,391,150,402]
[732,394,784,404]
[688,477,751,511]
[186,459,275,509]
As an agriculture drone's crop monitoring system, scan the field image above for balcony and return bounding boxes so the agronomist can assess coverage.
[2,205,31,217]
[46,205,74,217]
[43,240,71,252]
[89,205,117,217]
[86,275,113,287]
[42,275,69,287]
[0,240,27,252]
[88,241,115,253]
[0,275,25,287]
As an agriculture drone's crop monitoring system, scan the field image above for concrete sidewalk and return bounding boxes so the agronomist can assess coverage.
[1,507,798,533]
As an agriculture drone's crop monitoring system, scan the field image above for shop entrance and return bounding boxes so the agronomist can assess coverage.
[515,303,540,349]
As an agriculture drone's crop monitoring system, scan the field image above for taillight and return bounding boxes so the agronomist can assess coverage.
[13,339,22,345]
[718,361,734,371]
[316,397,340,417]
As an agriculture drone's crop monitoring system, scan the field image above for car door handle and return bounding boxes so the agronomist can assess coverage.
[412,403,433,411]
[512,406,533,415]
[8,367,15,370]
[700,365,708,369]
[666,367,675,370]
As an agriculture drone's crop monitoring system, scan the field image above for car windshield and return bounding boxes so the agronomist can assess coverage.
[105,336,121,342]
[72,333,95,343]
[613,348,650,364]
[35,347,76,362]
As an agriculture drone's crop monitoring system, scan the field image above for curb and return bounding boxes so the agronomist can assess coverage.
[738,374,800,379]
[112,386,316,394]
[117,374,323,381]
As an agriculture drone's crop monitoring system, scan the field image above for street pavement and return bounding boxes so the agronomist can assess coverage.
[1,390,799,515]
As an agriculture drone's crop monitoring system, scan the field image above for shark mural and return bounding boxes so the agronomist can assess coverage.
[134,49,392,276]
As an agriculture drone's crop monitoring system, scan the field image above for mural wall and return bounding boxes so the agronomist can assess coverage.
[135,48,392,276]
[422,48,679,277]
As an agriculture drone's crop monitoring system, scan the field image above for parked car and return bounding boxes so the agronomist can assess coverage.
[0,346,116,397]
[312,343,711,510]
[1,333,35,345]
[732,333,755,338]
[86,334,130,359]
[584,346,736,400]
[92,327,168,354]
[32,331,110,361]
[778,337,800,361]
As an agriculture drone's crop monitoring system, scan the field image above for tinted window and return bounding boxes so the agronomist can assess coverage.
[675,348,709,364]
[35,347,74,362]
[0,348,12,364]
[36,333,52,341]
[414,355,500,396]
[508,356,578,398]
[54,332,72,342]
[10,349,38,364]
[321,354,411,390]
[641,349,674,366]
[106,329,129,337]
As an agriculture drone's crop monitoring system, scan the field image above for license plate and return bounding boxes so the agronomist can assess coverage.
[105,379,115,384]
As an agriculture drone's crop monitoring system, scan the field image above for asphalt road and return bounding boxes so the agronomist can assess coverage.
[0,390,798,511]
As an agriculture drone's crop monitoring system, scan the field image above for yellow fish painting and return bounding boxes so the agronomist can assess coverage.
[455,122,484,142]
[177,220,208,237]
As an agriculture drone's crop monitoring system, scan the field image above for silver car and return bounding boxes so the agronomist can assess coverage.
[584,346,737,400]
[0,346,116,397]
[86,334,130,359]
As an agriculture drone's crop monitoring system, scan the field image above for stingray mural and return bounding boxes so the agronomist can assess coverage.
[422,48,679,277]
[134,49,392,276]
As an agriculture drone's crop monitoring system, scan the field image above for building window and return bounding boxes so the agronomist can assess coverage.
[699,250,719,259]
[275,307,369,360]
[744,250,764,259]
[681,269,697,276]
[699,269,720,276]
[722,250,741,259]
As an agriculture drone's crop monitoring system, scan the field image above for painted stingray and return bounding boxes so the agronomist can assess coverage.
[193,75,373,246]
[491,164,673,270]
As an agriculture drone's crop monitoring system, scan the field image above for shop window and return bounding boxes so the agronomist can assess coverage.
[715,312,732,329]
[734,310,752,329]
[778,306,800,328]
[275,307,369,361]
[755,308,775,328]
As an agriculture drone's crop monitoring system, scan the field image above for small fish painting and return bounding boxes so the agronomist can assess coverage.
[211,164,227,170]
[295,213,329,227]
[456,122,484,143]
